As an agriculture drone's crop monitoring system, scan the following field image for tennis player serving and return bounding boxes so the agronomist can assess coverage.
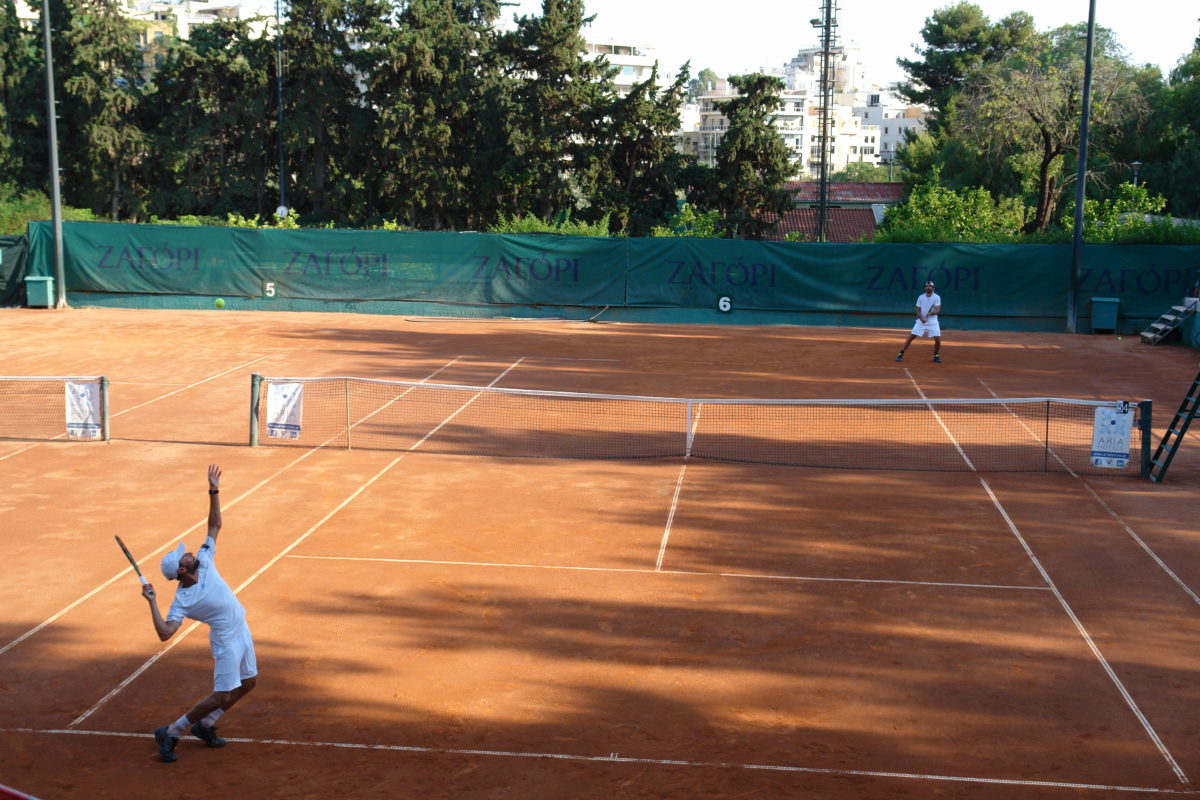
[141,464,258,763]
[896,280,943,363]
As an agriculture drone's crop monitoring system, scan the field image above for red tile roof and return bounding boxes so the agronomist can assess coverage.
[785,181,906,204]
[764,207,878,243]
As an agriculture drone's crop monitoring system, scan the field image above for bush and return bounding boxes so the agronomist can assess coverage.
[0,185,98,235]
[486,212,614,237]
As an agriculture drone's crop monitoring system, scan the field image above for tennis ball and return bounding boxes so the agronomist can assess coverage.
[1117,336,1122,340]
[214,298,226,309]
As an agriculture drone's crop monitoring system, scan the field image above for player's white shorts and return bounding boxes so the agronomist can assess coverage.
[211,622,257,692]
[910,318,941,337]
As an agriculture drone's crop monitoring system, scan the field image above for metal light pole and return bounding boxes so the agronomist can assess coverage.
[1067,0,1097,334]
[41,0,67,308]
[1131,160,1142,187]
[810,0,837,243]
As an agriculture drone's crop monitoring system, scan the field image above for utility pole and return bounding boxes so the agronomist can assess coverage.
[810,0,837,242]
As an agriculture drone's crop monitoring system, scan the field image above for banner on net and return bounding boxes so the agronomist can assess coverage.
[267,382,304,439]
[65,381,102,439]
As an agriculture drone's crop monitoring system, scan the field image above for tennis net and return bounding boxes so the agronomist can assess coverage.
[0,376,110,442]
[249,375,1152,476]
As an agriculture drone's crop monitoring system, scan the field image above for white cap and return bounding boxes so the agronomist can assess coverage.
[160,543,186,580]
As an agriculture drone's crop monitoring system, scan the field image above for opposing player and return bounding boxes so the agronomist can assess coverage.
[141,464,258,763]
[896,280,942,363]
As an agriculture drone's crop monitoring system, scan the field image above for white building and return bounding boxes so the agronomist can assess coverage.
[586,38,659,97]
[853,88,926,165]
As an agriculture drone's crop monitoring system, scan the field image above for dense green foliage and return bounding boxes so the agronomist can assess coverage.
[886,2,1200,242]
[2,0,804,238]
[4,0,1198,244]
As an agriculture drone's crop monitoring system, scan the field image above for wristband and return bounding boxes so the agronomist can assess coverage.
[209,489,219,495]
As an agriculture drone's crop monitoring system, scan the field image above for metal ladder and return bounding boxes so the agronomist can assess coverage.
[1141,302,1196,344]
[1148,366,1200,482]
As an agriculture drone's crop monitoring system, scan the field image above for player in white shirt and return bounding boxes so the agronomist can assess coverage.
[142,465,258,762]
[896,281,943,363]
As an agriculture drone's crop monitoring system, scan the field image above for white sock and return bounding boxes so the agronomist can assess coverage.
[167,714,190,738]
[201,709,224,728]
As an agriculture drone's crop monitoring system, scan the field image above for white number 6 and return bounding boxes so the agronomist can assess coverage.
[717,296,732,312]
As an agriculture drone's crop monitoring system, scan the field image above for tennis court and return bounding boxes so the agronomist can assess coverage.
[2,307,1200,799]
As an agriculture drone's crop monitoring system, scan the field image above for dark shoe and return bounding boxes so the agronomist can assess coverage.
[155,726,179,762]
[895,352,904,361]
[933,354,942,363]
[190,721,227,748]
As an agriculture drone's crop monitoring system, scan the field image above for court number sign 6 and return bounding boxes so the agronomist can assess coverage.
[717,295,732,313]
[264,281,276,298]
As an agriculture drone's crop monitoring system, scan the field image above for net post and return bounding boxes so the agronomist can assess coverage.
[249,374,262,446]
[100,376,110,442]
[1138,399,1153,479]
[344,378,352,450]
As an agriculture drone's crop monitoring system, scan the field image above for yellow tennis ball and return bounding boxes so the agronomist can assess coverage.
[214,298,226,309]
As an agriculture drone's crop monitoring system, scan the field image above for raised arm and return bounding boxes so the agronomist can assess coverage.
[207,464,222,541]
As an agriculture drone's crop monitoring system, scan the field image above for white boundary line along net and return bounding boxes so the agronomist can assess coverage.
[250,375,1150,476]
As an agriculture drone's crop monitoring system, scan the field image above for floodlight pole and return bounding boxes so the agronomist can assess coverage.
[41,0,67,308]
[811,0,837,242]
[1067,0,1097,334]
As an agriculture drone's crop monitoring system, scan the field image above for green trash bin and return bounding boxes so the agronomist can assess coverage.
[1091,297,1119,332]
[25,276,54,308]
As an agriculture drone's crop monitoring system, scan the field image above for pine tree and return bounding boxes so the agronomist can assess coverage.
[713,74,792,240]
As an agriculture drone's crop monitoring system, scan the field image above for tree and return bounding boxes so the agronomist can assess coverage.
[590,63,691,236]
[712,73,792,239]
[55,0,147,219]
[897,2,1035,133]
[277,0,373,222]
[957,25,1148,232]
[141,19,274,218]
[361,0,502,229]
[495,0,614,220]
[686,67,719,102]
[830,162,899,182]
[0,0,44,190]
[874,176,1027,242]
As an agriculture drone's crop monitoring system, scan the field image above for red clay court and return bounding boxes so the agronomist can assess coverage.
[2,307,1199,799]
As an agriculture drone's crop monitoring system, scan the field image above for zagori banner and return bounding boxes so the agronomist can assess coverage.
[25,221,1200,321]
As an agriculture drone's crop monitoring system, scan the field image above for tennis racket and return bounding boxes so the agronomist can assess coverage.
[114,535,149,585]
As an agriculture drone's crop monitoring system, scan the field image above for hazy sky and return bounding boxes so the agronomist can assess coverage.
[503,0,1199,85]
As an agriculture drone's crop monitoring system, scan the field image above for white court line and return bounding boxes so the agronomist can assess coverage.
[68,357,527,728]
[288,554,1049,593]
[978,378,1200,608]
[0,356,275,464]
[5,728,1195,795]
[655,403,703,571]
[906,369,1189,786]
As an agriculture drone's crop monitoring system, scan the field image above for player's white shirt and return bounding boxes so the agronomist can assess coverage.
[166,536,246,647]
[916,292,941,318]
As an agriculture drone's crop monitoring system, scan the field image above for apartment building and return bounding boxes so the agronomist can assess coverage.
[854,88,927,165]
[586,38,660,97]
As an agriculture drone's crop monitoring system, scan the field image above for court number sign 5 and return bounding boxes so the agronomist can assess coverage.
[718,295,732,313]
[264,281,276,298]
